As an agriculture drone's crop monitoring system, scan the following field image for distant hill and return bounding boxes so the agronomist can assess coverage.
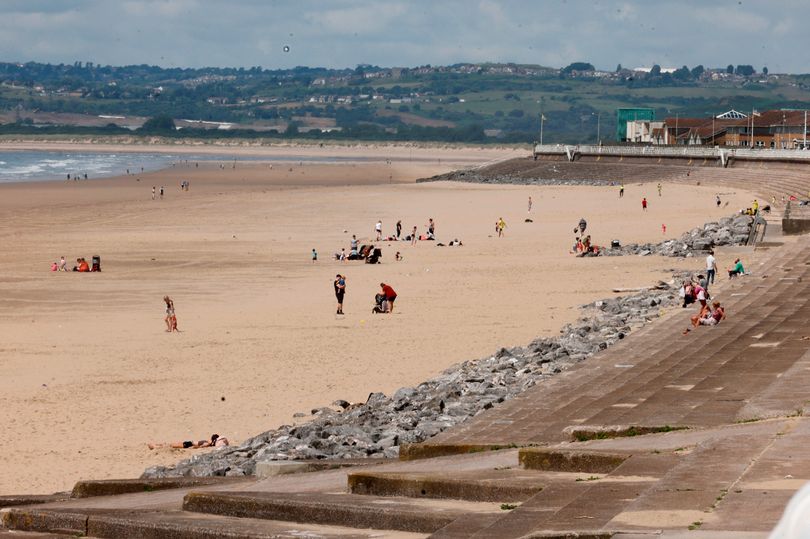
[2,61,809,143]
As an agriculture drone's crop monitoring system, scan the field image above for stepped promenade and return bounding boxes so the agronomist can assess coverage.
[4,156,810,538]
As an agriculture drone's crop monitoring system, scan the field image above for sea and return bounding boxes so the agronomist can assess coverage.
[0,151,363,184]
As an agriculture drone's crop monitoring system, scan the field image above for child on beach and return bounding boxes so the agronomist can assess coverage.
[59,256,67,271]
[164,296,178,332]
[411,226,418,245]
[642,197,648,211]
[311,248,318,263]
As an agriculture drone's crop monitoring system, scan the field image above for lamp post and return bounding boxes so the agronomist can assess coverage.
[591,111,601,144]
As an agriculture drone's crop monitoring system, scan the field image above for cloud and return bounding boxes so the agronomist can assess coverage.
[0,0,808,72]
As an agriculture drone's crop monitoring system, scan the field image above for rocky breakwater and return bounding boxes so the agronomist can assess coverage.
[142,272,695,479]
[603,214,754,258]
[418,168,613,187]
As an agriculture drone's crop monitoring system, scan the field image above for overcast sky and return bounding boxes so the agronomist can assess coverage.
[1,0,808,73]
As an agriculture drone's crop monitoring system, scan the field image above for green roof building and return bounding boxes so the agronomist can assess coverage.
[616,108,655,141]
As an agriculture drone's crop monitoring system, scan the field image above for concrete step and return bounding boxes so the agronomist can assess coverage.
[0,494,70,509]
[183,490,499,533]
[2,506,425,538]
[71,477,248,499]
[348,469,544,502]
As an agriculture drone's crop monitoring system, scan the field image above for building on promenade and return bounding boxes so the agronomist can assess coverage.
[645,109,810,148]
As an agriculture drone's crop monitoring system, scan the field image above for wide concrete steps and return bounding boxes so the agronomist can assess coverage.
[2,505,419,538]
[410,237,810,455]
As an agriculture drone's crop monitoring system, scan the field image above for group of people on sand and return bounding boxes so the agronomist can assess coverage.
[51,256,99,272]
[333,275,397,316]
[375,218,435,243]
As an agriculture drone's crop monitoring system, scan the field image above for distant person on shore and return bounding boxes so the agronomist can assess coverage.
[706,250,717,285]
[311,248,317,263]
[642,197,648,211]
[619,184,624,198]
[350,235,359,258]
[396,220,402,239]
[752,199,759,214]
[50,261,58,271]
[164,296,178,332]
[151,186,156,200]
[728,258,745,278]
[497,217,507,237]
[716,194,721,207]
[334,274,346,315]
[375,220,383,241]
[427,218,435,240]
[58,256,67,272]
[577,218,587,235]
[657,183,662,197]
[159,186,164,199]
[395,251,402,261]
[528,196,533,212]
[148,434,229,450]
[411,226,418,245]
[67,173,71,181]
[380,282,397,313]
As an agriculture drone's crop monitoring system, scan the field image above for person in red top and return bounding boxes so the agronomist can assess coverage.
[642,197,648,211]
[380,282,397,314]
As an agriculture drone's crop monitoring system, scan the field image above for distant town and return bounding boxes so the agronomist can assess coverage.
[1,60,809,144]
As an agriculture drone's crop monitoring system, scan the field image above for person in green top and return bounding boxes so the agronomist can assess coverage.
[727,258,745,278]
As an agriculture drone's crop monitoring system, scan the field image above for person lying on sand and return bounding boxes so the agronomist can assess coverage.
[148,434,229,450]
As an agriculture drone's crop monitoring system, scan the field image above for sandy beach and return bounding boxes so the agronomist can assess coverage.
[0,145,755,494]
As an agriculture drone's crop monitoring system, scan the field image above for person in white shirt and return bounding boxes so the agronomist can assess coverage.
[375,220,382,241]
[706,250,717,286]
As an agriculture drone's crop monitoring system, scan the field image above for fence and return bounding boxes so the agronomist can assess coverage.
[533,144,810,162]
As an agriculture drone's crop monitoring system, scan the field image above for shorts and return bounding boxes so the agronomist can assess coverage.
[387,296,396,304]
[182,441,193,448]
[699,317,718,326]
[336,292,345,302]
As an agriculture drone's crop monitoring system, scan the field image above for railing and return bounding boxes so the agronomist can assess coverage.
[747,213,768,246]
[533,144,810,162]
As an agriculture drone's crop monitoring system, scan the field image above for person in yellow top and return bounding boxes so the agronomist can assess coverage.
[752,199,759,214]
[496,217,507,237]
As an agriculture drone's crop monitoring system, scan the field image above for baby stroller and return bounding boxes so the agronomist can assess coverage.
[372,293,387,314]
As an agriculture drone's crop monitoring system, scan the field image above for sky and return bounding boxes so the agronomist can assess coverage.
[1,0,809,73]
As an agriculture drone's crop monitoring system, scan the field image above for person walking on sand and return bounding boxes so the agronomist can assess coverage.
[619,184,624,198]
[159,186,164,200]
[642,197,648,211]
[396,220,402,239]
[497,217,507,237]
[716,194,721,208]
[163,296,178,332]
[657,183,662,197]
[375,220,382,241]
[151,186,156,200]
[411,226,418,245]
[311,248,318,263]
[427,218,435,239]
[334,274,346,315]
[528,196,533,212]
[380,282,397,314]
